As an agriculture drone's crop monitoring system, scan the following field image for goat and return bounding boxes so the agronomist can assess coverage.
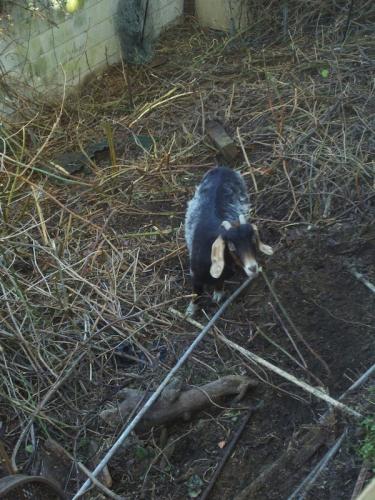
[185,166,273,316]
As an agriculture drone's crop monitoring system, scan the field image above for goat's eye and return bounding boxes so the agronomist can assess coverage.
[228,242,236,252]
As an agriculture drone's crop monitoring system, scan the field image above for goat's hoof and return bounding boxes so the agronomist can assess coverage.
[212,290,224,304]
[185,302,198,317]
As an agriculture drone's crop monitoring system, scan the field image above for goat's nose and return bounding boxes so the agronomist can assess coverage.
[244,264,258,276]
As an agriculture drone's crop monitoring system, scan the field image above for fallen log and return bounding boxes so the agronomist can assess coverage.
[100,375,258,430]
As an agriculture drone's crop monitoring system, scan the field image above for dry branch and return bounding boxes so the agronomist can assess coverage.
[218,334,362,418]
[287,431,347,499]
[346,266,375,295]
[11,353,85,472]
[100,376,257,429]
[30,438,114,498]
[351,463,371,500]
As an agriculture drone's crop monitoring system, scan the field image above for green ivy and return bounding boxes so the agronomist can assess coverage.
[359,417,375,470]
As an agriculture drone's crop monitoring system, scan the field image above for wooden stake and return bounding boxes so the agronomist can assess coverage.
[206,120,239,162]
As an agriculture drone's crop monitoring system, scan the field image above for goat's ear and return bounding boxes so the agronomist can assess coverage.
[210,235,225,278]
[252,224,274,256]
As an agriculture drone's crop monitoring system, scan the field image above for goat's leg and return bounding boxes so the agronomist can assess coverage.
[212,279,225,304]
[186,280,204,316]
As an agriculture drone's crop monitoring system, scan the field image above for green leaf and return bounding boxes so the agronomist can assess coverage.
[135,446,149,461]
[187,474,204,498]
[358,417,375,470]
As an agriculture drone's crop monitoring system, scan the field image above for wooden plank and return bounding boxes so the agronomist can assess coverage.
[206,120,239,162]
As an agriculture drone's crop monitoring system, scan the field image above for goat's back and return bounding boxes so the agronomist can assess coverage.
[185,167,249,256]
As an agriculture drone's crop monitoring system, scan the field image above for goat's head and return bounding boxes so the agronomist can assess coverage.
[210,215,273,279]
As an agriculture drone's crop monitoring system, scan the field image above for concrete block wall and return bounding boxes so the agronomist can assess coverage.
[146,0,184,39]
[195,0,251,32]
[0,0,183,96]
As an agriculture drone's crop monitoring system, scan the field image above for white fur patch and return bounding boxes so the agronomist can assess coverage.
[186,301,198,317]
[242,255,259,277]
[185,196,199,256]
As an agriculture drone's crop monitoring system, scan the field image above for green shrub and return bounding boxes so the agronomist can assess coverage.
[359,417,375,470]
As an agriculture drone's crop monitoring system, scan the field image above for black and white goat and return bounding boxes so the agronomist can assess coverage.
[185,166,273,315]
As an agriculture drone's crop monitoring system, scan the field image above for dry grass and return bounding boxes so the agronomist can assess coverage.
[0,2,374,496]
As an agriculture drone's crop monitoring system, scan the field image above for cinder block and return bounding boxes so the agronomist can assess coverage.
[148,0,184,36]
[52,18,83,50]
[85,36,119,70]
[34,29,54,59]
[0,39,29,73]
[29,35,46,60]
[86,16,115,50]
[195,0,251,32]
[85,0,118,24]
[46,30,89,68]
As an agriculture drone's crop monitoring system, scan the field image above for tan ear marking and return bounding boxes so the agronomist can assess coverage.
[210,235,225,278]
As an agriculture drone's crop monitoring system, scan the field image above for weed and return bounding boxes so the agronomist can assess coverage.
[359,417,375,470]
